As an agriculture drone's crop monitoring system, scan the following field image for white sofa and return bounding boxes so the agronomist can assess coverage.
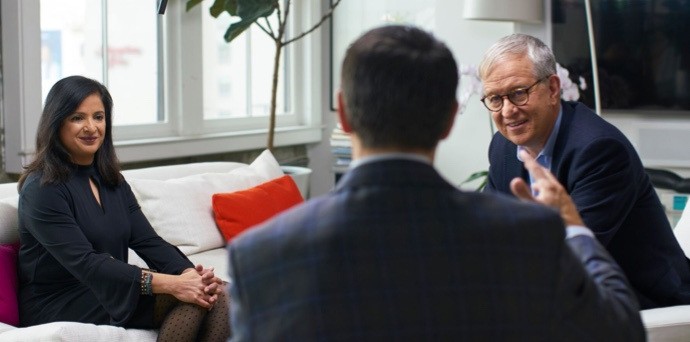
[641,199,690,342]
[1,149,689,341]
[0,150,308,341]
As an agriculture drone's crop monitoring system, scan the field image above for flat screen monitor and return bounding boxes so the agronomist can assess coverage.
[552,0,690,114]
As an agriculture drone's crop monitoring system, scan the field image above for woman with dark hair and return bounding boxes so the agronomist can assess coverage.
[17,75,230,341]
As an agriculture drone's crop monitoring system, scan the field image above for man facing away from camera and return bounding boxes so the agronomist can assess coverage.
[225,25,644,341]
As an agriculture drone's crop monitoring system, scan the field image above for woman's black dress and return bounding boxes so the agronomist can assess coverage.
[17,164,193,327]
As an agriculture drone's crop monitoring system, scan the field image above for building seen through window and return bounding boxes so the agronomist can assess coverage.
[39,0,288,126]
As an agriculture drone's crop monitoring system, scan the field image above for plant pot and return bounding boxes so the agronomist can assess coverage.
[281,166,312,200]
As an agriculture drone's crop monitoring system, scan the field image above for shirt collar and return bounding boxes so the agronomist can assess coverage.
[349,153,431,170]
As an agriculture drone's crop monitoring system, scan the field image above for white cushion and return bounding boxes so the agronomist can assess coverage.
[127,249,148,269]
[187,248,230,282]
[0,196,19,244]
[0,183,17,199]
[127,150,284,255]
[128,247,230,281]
[0,321,156,341]
[0,322,14,334]
[122,161,252,181]
[642,305,690,342]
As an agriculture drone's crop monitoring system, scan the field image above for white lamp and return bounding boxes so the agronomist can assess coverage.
[463,0,544,24]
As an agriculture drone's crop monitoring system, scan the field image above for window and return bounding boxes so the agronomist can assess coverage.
[40,0,160,126]
[1,0,324,173]
[203,17,288,121]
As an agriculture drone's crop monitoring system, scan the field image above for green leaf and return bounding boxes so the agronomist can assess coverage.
[210,0,231,17]
[462,170,488,183]
[185,0,205,12]
[460,170,489,192]
[236,0,276,19]
[223,20,253,42]
[475,178,488,192]
[220,0,276,42]
[187,0,237,17]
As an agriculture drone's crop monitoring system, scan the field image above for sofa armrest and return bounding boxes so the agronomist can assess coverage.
[0,321,157,341]
[642,305,690,341]
[0,322,14,334]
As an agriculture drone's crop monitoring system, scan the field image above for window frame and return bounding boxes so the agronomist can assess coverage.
[1,0,324,174]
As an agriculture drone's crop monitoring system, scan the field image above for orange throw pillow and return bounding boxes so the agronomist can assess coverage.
[212,175,304,242]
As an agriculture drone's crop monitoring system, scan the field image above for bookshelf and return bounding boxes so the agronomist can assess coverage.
[330,123,351,182]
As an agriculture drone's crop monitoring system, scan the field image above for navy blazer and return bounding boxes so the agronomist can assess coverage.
[486,100,690,308]
[228,159,643,341]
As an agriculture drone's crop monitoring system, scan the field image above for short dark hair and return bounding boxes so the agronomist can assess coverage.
[18,75,122,190]
[340,25,458,150]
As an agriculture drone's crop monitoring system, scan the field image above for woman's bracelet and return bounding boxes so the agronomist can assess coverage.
[140,271,153,296]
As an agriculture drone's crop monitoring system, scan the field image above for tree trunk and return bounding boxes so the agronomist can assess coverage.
[267,41,283,150]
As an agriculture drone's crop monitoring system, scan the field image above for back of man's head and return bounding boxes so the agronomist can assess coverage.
[340,25,458,151]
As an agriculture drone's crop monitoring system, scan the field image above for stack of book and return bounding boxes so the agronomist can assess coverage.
[330,123,352,178]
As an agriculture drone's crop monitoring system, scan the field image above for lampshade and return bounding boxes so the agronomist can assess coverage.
[463,0,543,24]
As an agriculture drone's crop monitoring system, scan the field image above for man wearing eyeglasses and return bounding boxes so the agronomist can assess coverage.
[481,33,690,309]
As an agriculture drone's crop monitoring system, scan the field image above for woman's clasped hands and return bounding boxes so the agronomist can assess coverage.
[166,264,225,310]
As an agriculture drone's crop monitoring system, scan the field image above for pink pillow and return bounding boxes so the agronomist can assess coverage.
[212,175,304,242]
[0,243,19,326]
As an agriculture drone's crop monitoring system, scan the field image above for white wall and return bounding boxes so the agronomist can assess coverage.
[307,0,527,196]
[433,0,517,189]
[306,11,338,198]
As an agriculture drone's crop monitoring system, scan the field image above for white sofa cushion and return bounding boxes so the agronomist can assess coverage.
[0,321,157,341]
[0,322,14,334]
[128,243,230,282]
[186,248,230,282]
[642,305,690,342]
[0,183,17,199]
[127,150,284,255]
[0,196,19,245]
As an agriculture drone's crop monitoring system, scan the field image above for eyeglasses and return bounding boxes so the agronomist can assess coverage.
[480,77,548,112]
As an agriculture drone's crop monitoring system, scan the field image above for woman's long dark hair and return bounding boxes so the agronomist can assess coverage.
[17,75,123,190]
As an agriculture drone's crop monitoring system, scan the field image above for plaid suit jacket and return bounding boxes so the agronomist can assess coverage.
[228,159,643,341]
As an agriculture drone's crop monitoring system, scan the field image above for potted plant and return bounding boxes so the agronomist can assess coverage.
[185,0,342,198]
[186,0,342,150]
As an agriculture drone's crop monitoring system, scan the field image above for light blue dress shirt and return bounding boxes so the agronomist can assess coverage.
[514,107,593,238]
[516,107,563,184]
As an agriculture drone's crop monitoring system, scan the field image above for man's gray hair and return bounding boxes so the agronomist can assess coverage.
[478,33,556,80]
